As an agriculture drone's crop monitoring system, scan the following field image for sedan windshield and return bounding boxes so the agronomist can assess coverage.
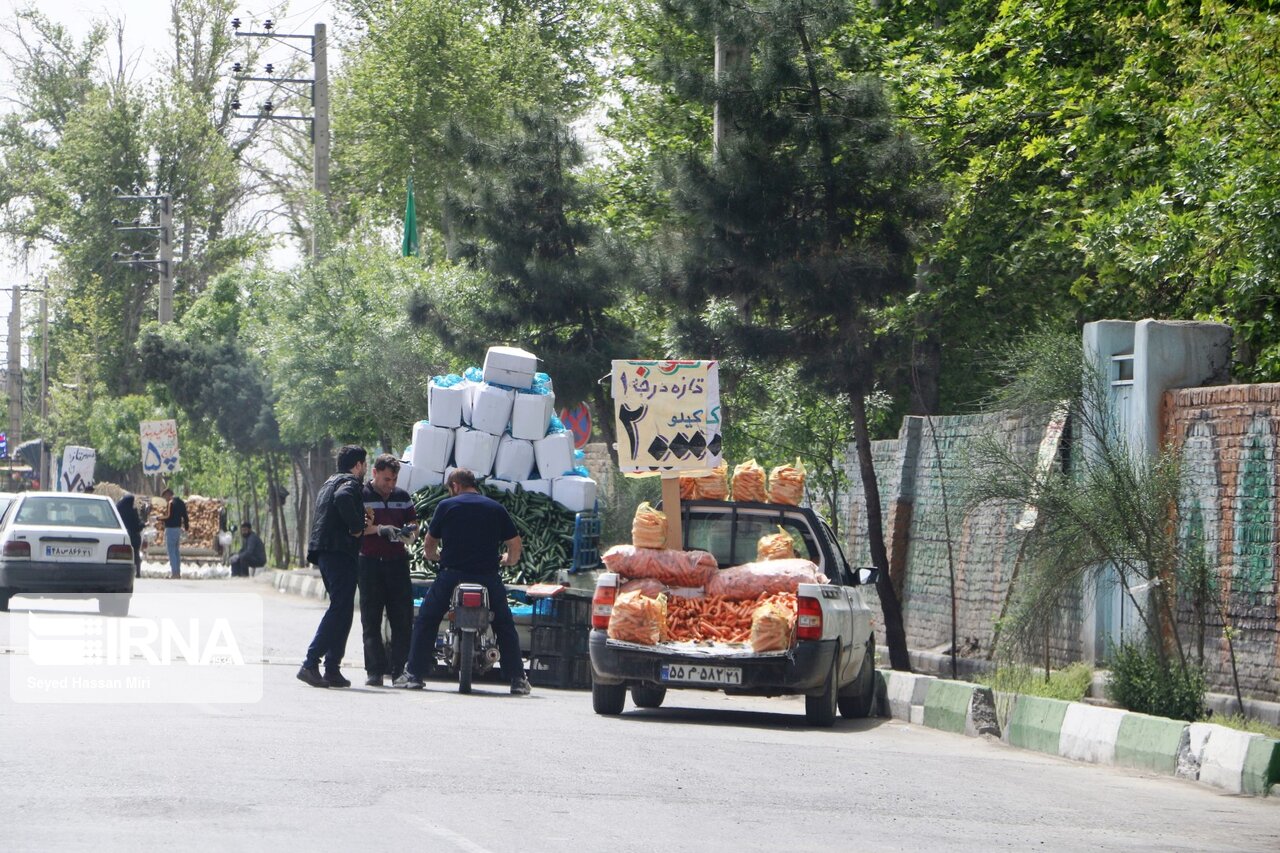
[14,496,121,529]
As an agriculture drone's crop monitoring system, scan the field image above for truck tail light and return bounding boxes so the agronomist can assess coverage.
[796,594,822,640]
[107,544,134,563]
[3,540,30,559]
[592,574,618,629]
[460,590,484,608]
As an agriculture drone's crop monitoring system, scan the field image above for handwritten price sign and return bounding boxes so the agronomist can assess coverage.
[59,445,96,493]
[140,419,181,474]
[612,360,722,473]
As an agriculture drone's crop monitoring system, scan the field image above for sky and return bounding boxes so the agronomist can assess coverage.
[0,1,341,363]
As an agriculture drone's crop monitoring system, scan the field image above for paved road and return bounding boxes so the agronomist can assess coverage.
[2,578,1278,851]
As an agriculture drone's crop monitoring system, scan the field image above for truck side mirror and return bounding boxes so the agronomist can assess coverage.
[856,567,879,586]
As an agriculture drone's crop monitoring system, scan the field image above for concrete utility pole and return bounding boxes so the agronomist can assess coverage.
[7,285,21,447]
[112,192,174,323]
[39,279,48,490]
[232,18,330,257]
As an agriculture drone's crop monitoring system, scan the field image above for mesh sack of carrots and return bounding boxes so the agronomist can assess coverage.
[768,458,806,506]
[695,462,729,500]
[750,600,797,652]
[666,591,797,644]
[607,590,669,645]
[602,545,719,587]
[631,501,667,549]
[757,527,795,561]
[705,558,828,600]
[621,577,666,597]
[731,459,768,503]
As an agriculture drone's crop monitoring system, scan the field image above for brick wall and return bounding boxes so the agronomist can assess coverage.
[844,411,1082,667]
[1165,384,1280,701]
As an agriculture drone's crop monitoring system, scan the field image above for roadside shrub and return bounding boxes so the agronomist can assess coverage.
[1106,643,1206,722]
[987,662,1094,702]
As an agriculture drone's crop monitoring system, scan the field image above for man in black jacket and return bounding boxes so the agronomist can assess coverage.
[229,521,267,577]
[299,445,371,688]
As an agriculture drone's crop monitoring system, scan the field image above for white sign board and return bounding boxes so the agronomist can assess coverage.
[59,445,96,493]
[140,419,181,474]
[612,360,722,474]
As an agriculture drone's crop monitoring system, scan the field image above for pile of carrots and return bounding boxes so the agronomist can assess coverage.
[666,591,798,644]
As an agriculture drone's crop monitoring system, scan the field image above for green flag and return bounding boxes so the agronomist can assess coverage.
[401,176,419,257]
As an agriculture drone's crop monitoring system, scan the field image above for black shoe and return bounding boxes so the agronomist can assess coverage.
[324,670,351,688]
[297,665,329,688]
[365,674,384,687]
[510,677,532,696]
[393,673,424,690]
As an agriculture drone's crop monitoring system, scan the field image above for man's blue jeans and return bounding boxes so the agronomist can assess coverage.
[304,552,359,672]
[406,569,522,683]
[165,529,182,578]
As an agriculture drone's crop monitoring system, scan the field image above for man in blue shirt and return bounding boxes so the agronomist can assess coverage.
[398,468,531,695]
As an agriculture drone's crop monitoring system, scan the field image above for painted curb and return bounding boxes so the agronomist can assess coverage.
[1243,737,1280,796]
[1004,695,1069,755]
[1058,703,1127,765]
[1115,713,1187,776]
[260,568,329,601]
[922,679,1000,738]
[883,671,935,722]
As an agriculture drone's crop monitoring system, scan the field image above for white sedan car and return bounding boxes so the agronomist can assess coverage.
[0,492,136,616]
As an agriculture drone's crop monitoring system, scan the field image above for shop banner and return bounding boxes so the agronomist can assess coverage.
[141,419,181,474]
[612,360,722,473]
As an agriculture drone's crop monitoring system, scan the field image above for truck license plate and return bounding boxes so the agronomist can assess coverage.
[661,664,742,685]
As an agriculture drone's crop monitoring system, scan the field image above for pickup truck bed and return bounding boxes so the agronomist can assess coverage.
[588,500,878,726]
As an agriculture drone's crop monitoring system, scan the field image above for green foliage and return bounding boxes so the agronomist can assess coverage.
[600,474,661,549]
[331,0,606,228]
[1210,714,1280,741]
[1107,642,1206,722]
[987,662,1094,702]
[410,107,644,442]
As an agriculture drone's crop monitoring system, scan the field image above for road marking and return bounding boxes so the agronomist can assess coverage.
[413,818,497,853]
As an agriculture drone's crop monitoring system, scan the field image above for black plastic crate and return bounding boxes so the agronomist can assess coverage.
[527,654,592,690]
[530,594,592,630]
[531,624,589,658]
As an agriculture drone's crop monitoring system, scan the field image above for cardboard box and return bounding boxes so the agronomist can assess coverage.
[470,383,516,436]
[410,421,455,472]
[519,479,553,497]
[534,432,575,479]
[486,478,517,493]
[454,428,499,476]
[494,435,536,482]
[428,381,469,429]
[552,475,598,513]
[482,346,538,389]
[511,392,554,441]
[395,460,415,493]
[411,467,445,492]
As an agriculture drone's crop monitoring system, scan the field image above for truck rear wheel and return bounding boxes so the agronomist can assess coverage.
[631,684,666,708]
[838,637,876,719]
[805,652,839,727]
[592,681,627,715]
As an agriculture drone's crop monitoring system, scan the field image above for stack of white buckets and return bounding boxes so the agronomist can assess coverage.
[396,346,598,513]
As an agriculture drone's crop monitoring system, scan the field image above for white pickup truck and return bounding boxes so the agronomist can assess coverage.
[588,499,878,726]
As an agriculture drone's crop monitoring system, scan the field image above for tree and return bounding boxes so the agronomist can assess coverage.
[331,0,607,230]
[645,0,939,669]
[408,109,641,454]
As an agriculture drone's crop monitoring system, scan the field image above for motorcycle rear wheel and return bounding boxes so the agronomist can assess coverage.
[458,631,474,694]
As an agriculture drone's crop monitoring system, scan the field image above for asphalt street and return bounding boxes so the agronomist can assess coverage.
[1,577,1278,852]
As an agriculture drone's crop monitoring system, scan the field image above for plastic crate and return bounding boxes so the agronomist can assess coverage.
[570,512,602,573]
[530,624,589,658]
[527,654,592,689]
[530,593,592,629]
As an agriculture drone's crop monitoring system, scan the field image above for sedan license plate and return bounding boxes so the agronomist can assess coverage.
[661,664,742,685]
[45,545,92,559]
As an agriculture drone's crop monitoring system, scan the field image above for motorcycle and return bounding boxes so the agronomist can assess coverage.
[443,583,501,693]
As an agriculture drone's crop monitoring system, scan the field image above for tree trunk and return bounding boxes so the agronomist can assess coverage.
[592,383,619,468]
[851,389,912,671]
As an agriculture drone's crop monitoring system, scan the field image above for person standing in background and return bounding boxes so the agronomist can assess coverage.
[115,493,144,579]
[359,455,418,687]
[159,488,189,579]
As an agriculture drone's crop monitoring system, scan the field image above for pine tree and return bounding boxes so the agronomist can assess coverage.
[656,0,941,669]
[409,108,640,455]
